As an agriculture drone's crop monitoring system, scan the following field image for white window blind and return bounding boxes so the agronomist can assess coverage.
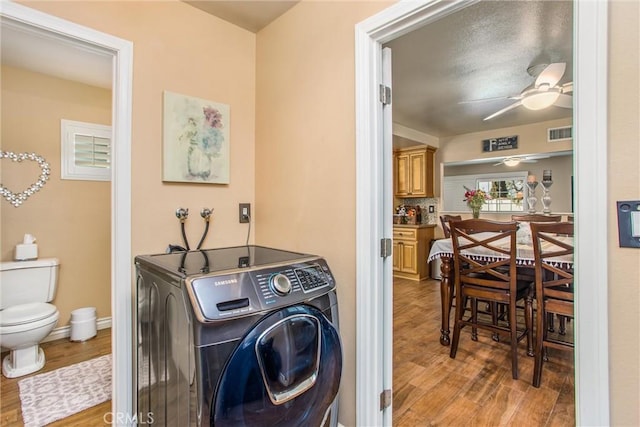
[61,119,112,181]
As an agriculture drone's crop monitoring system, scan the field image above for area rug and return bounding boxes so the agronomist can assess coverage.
[18,354,111,427]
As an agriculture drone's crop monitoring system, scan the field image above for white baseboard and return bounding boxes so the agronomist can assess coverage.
[42,317,112,343]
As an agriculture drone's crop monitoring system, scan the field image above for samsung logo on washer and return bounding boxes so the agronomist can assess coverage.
[214,278,238,286]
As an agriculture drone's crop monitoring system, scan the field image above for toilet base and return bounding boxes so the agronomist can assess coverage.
[2,346,46,378]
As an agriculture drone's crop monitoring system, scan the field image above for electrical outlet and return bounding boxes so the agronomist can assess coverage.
[428,205,435,213]
[239,203,251,223]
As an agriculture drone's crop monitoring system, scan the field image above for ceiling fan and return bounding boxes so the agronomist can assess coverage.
[493,156,542,167]
[464,63,573,121]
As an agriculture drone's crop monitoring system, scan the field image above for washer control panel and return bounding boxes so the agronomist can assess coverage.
[186,258,336,322]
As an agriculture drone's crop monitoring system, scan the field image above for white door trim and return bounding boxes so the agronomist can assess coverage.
[1,2,134,423]
[355,0,609,425]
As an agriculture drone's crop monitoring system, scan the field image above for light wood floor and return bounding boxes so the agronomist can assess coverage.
[393,277,575,426]
[1,328,112,427]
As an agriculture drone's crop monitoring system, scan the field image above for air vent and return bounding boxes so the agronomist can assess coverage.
[548,126,572,142]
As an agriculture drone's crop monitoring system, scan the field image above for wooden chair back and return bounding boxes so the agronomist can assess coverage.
[530,221,574,387]
[449,219,531,379]
[440,214,462,238]
[511,214,562,222]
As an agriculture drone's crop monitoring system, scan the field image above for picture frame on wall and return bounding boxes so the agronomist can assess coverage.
[163,91,230,184]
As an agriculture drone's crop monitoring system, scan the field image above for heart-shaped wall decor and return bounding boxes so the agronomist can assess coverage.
[0,151,51,207]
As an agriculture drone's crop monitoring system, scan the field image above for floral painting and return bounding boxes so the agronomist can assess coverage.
[163,91,230,184]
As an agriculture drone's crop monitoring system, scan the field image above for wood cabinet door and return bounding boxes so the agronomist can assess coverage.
[399,241,417,273]
[395,153,410,196]
[409,152,426,197]
[424,148,435,197]
[392,241,402,271]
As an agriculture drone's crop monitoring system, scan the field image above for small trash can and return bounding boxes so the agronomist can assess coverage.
[70,307,97,341]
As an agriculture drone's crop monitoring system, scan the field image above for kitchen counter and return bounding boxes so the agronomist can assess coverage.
[393,223,436,229]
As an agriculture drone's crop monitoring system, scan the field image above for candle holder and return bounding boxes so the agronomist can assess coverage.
[541,179,553,214]
[526,181,539,214]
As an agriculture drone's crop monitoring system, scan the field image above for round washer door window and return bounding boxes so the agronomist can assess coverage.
[212,304,342,427]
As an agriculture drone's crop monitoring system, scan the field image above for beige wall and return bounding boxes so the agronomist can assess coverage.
[23,0,257,256]
[437,118,573,194]
[1,66,111,327]
[255,1,392,424]
[608,1,640,425]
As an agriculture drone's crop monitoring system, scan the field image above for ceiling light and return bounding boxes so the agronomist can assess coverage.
[503,157,521,167]
[521,87,561,111]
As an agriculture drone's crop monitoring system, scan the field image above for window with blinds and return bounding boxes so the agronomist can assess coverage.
[443,172,530,213]
[61,119,112,181]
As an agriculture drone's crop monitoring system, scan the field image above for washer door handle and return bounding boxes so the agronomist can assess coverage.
[270,372,318,404]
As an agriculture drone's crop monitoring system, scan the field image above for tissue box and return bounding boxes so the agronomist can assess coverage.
[15,243,38,260]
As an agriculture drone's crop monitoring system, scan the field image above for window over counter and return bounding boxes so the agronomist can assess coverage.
[443,172,529,213]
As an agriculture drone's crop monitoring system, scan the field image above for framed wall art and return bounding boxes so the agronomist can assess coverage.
[163,91,230,184]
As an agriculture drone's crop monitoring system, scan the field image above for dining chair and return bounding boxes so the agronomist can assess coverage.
[439,214,462,238]
[511,214,562,222]
[449,219,533,380]
[530,221,574,388]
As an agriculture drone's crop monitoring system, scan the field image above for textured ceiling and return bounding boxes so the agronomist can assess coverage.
[385,1,573,137]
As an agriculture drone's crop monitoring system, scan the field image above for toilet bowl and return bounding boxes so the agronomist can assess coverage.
[0,303,59,378]
[0,258,60,378]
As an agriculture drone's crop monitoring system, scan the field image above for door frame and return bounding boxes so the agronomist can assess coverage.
[355,0,609,425]
[1,1,134,421]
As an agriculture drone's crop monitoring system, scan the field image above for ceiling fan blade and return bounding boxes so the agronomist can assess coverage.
[459,95,519,104]
[535,62,566,88]
[483,100,522,121]
[561,81,573,93]
[554,93,573,108]
[493,161,504,166]
[521,159,538,163]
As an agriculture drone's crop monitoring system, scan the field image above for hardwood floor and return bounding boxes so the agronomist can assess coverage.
[1,328,112,427]
[392,277,575,426]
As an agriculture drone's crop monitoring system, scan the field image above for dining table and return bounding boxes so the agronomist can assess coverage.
[427,231,574,347]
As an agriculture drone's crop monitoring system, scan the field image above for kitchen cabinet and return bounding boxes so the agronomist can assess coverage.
[392,225,435,281]
[394,145,436,198]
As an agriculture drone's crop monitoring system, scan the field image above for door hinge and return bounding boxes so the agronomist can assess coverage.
[380,238,392,258]
[379,84,391,105]
[380,389,392,410]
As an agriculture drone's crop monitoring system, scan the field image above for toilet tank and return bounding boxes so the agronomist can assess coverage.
[0,258,59,310]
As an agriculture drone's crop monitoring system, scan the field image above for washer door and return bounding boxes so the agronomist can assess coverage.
[213,304,342,427]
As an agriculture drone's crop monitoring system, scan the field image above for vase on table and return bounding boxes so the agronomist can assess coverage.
[468,202,482,219]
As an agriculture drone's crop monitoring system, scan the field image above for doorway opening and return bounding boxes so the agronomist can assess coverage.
[1,2,133,419]
[355,1,609,425]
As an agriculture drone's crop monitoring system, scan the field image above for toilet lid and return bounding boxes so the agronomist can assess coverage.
[0,303,58,326]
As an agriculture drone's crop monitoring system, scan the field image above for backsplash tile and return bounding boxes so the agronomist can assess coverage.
[396,197,439,224]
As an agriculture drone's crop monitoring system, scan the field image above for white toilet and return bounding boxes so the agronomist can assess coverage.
[0,258,60,378]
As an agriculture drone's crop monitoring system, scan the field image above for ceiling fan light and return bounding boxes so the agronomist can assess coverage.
[503,157,521,167]
[521,90,561,110]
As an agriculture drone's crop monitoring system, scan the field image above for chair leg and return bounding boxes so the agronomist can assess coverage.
[533,301,546,387]
[525,291,534,357]
[491,302,500,342]
[509,299,519,379]
[547,312,555,332]
[450,290,465,359]
[559,315,567,335]
[471,298,478,341]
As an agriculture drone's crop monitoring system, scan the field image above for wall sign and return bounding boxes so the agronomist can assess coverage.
[482,135,518,152]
